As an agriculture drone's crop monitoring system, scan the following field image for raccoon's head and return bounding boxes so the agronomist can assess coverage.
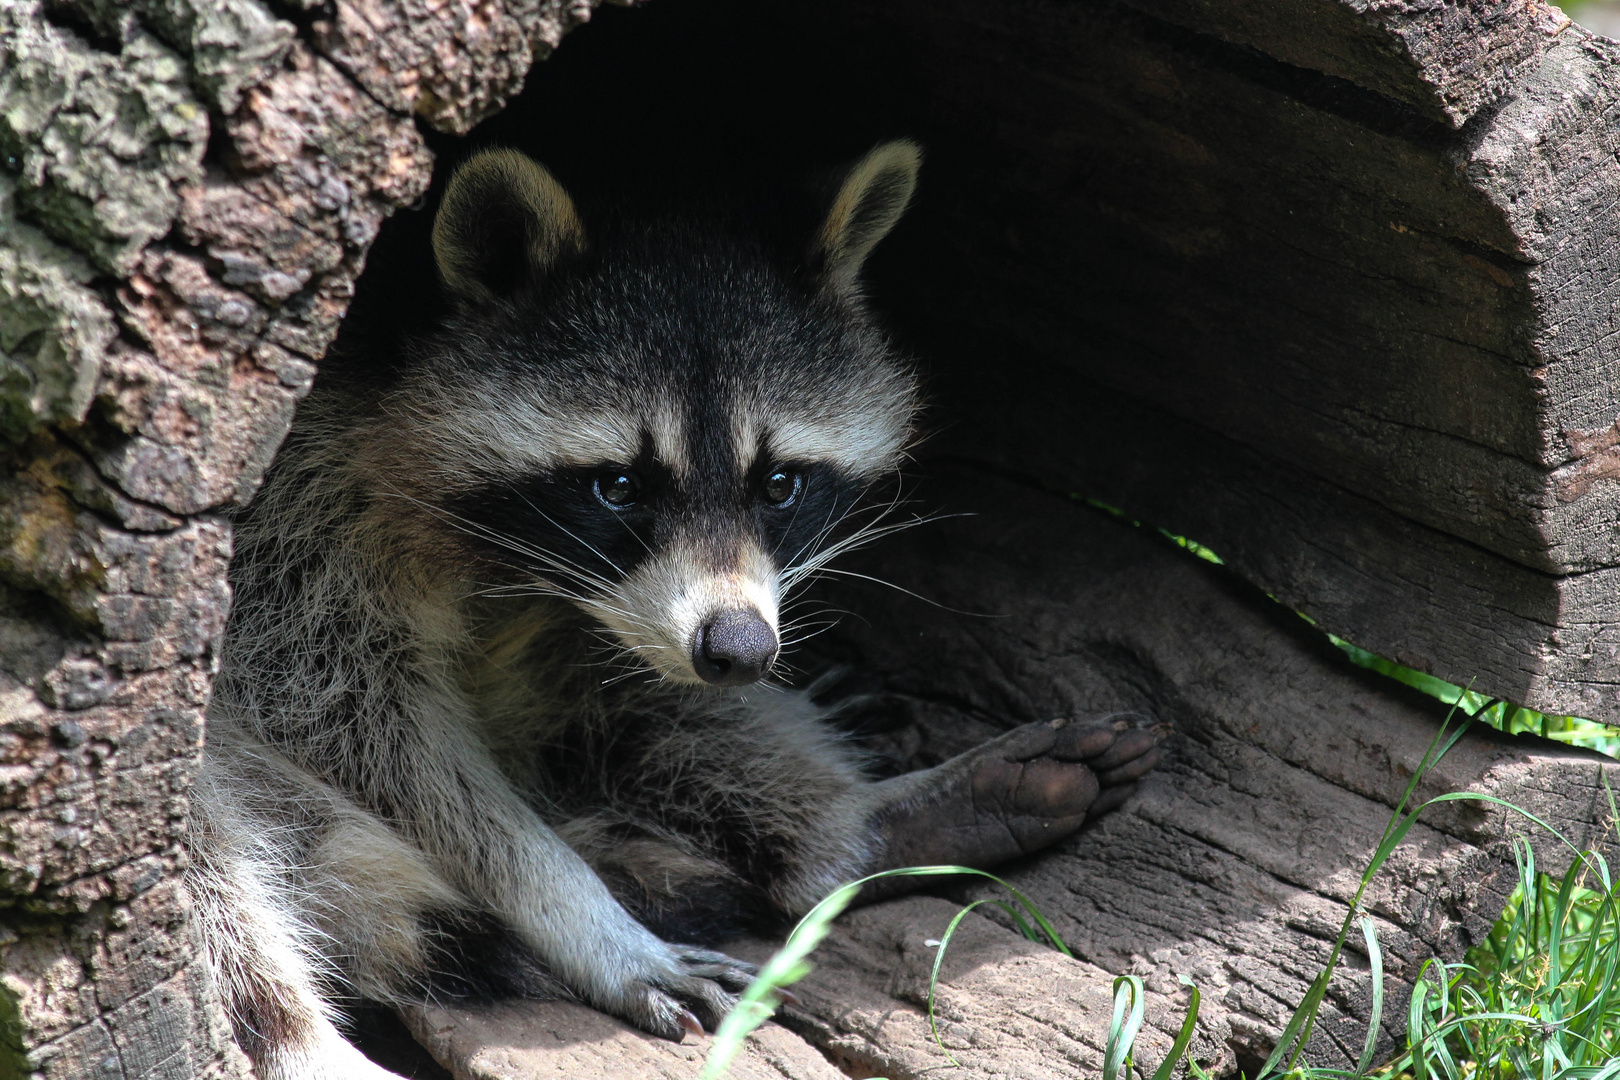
[382,142,923,687]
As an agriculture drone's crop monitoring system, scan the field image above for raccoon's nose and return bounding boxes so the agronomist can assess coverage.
[693,609,778,686]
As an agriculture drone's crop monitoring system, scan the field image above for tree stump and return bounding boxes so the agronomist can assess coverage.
[3,1,1620,1078]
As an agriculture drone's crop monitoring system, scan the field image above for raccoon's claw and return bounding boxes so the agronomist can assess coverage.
[621,986,703,1042]
[677,1008,706,1037]
[623,984,724,1042]
[619,945,755,1041]
[869,714,1167,880]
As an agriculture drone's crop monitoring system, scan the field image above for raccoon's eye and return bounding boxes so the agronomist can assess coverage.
[761,469,802,507]
[595,470,642,508]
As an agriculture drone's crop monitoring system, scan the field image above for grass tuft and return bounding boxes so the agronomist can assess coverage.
[1381,780,1620,1080]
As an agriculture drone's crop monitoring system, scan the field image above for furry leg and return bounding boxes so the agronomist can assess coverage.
[188,755,408,1080]
[555,698,1165,925]
[552,687,879,926]
[191,726,574,1072]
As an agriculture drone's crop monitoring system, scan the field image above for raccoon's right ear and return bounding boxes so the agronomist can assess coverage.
[809,139,922,297]
[432,148,587,304]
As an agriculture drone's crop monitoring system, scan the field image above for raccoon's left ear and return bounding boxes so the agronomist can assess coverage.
[432,148,587,305]
[809,139,922,297]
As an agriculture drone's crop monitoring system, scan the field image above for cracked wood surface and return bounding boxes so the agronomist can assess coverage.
[403,467,1618,1080]
[403,1000,844,1080]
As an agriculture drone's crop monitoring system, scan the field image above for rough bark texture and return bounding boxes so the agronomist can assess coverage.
[0,1,607,1076]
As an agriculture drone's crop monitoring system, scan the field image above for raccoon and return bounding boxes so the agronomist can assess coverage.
[188,141,1163,1080]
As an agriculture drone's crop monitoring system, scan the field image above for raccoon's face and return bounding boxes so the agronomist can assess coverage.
[384,144,922,687]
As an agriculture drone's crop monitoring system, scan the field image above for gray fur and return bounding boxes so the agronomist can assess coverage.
[187,143,1154,1078]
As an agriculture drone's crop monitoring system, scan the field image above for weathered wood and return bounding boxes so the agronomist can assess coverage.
[954,375,1620,728]
[0,0,611,1075]
[774,0,1620,720]
[402,1000,844,1080]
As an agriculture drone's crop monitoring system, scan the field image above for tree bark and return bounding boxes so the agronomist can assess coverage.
[0,2,605,1075]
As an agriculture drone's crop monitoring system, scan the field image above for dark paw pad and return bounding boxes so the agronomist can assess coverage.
[873,714,1167,875]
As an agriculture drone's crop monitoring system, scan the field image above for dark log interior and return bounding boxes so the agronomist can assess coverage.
[350,0,1620,724]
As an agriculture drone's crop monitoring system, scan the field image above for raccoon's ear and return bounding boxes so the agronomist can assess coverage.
[432,148,587,304]
[810,139,921,297]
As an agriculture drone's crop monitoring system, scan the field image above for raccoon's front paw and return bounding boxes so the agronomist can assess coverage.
[614,945,758,1042]
[871,715,1165,875]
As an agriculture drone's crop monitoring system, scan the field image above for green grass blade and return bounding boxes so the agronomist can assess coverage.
[925,898,997,1066]
[1001,904,1041,943]
[963,869,1073,957]
[1548,858,1584,988]
[1105,975,1146,1080]
[1421,791,1596,871]
[700,875,862,1079]
[1354,913,1384,1076]
[703,864,975,1078]
[1407,975,1431,1080]
[1416,968,1462,1080]
[1149,975,1202,1080]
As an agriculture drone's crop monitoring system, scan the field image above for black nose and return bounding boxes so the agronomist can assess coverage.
[693,609,778,686]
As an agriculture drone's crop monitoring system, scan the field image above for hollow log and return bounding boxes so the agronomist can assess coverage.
[822,0,1620,723]
[3,0,1620,1078]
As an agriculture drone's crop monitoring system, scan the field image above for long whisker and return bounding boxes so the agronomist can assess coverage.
[776,470,910,570]
[775,618,843,649]
[775,472,958,589]
[779,511,956,592]
[505,483,631,575]
[794,566,994,617]
[374,489,676,675]
[377,486,625,598]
